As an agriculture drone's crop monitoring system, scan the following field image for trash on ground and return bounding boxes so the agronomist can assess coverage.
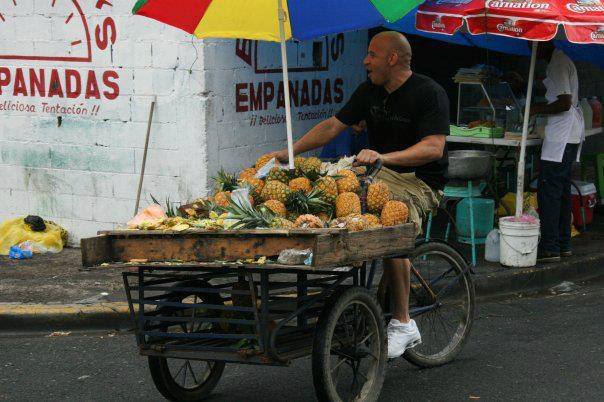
[549,281,578,295]
[77,375,91,380]
[8,244,33,259]
[48,331,71,337]
[277,249,312,265]
[0,216,67,255]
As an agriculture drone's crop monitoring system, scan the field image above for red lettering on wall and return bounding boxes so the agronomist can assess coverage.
[85,70,101,99]
[95,17,117,50]
[65,69,82,99]
[48,70,64,98]
[13,69,28,97]
[102,71,120,100]
[0,68,11,95]
[236,83,248,112]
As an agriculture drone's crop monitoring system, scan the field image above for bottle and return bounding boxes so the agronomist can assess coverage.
[485,229,500,263]
[588,96,601,128]
[580,98,593,130]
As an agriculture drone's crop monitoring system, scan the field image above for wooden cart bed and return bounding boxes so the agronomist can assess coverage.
[81,224,416,270]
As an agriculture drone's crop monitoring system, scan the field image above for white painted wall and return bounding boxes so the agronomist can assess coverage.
[0,0,367,244]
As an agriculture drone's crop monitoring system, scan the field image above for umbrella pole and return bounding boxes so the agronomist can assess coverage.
[277,0,295,171]
[515,41,538,218]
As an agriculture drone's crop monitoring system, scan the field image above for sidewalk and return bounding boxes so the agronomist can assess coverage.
[1,214,603,331]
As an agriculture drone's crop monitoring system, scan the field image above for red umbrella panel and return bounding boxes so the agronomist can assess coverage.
[416,0,604,44]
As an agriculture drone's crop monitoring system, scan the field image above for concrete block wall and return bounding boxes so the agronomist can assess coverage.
[203,32,368,181]
[0,2,369,244]
[0,1,207,243]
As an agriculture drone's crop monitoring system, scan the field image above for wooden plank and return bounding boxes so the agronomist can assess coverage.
[98,228,345,237]
[312,224,416,266]
[80,235,113,267]
[84,234,316,266]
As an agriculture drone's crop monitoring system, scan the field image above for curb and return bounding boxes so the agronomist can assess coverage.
[474,252,604,297]
[0,302,131,332]
[1,255,602,332]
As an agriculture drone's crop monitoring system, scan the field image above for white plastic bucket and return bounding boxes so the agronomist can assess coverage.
[499,218,540,267]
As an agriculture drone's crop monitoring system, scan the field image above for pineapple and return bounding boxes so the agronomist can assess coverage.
[344,214,367,232]
[300,156,322,178]
[381,200,409,226]
[289,177,312,193]
[336,170,360,194]
[335,192,361,218]
[213,169,239,192]
[178,198,219,219]
[239,176,265,196]
[317,212,331,223]
[294,156,306,176]
[267,167,290,184]
[214,191,231,208]
[225,201,276,229]
[314,176,338,204]
[270,217,295,229]
[260,180,290,203]
[255,153,274,170]
[362,213,382,228]
[294,214,324,229]
[238,167,257,180]
[285,188,333,217]
[367,180,391,213]
[263,199,287,217]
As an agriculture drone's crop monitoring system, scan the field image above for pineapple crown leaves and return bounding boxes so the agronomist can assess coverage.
[150,194,179,217]
[212,168,239,192]
[224,201,276,229]
[285,188,332,215]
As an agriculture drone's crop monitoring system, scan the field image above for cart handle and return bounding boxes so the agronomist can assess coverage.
[357,158,383,183]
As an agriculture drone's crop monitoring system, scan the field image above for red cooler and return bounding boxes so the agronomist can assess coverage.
[571,181,597,228]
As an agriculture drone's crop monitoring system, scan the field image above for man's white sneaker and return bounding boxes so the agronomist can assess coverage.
[387,319,422,359]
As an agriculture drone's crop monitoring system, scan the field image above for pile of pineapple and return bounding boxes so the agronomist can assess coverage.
[179,154,410,232]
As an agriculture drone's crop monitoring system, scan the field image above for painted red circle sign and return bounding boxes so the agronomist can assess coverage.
[0,0,119,110]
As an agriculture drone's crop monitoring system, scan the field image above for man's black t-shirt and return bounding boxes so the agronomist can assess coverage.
[335,73,450,190]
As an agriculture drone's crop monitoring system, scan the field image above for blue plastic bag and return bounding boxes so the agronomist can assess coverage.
[8,245,33,259]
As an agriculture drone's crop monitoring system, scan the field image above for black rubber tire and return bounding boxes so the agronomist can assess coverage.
[146,281,226,401]
[312,287,387,402]
[403,242,475,368]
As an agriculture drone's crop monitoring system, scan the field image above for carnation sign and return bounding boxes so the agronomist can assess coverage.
[417,0,604,43]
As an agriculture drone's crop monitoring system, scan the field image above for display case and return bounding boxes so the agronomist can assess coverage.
[452,81,523,138]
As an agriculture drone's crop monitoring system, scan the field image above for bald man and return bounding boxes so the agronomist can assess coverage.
[273,31,450,359]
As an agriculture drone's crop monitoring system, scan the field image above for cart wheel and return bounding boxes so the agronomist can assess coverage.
[380,242,475,368]
[312,287,387,402]
[147,282,225,401]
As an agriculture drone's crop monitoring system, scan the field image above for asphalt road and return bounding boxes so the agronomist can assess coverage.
[1,280,602,401]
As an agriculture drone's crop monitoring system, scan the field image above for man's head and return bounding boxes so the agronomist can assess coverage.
[364,31,412,87]
[536,41,556,61]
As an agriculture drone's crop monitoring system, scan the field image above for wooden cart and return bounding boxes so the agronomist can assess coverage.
[82,224,475,401]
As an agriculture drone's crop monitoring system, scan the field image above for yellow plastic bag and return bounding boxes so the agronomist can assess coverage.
[0,217,67,255]
[497,192,538,217]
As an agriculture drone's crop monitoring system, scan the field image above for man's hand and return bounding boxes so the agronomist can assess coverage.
[354,149,382,166]
[272,149,289,163]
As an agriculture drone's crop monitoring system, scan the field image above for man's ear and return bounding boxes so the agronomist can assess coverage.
[388,52,398,66]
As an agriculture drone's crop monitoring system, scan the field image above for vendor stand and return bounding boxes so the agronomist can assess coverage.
[81,163,475,401]
[79,2,479,400]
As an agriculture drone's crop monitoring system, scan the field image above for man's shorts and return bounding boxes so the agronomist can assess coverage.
[375,167,443,235]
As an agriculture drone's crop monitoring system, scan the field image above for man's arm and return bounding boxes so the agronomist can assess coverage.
[355,134,445,166]
[274,116,348,161]
[530,94,572,116]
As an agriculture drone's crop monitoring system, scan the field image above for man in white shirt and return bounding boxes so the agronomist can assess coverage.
[531,42,584,263]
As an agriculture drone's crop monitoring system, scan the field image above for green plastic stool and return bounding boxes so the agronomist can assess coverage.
[424,181,486,266]
[581,153,604,202]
